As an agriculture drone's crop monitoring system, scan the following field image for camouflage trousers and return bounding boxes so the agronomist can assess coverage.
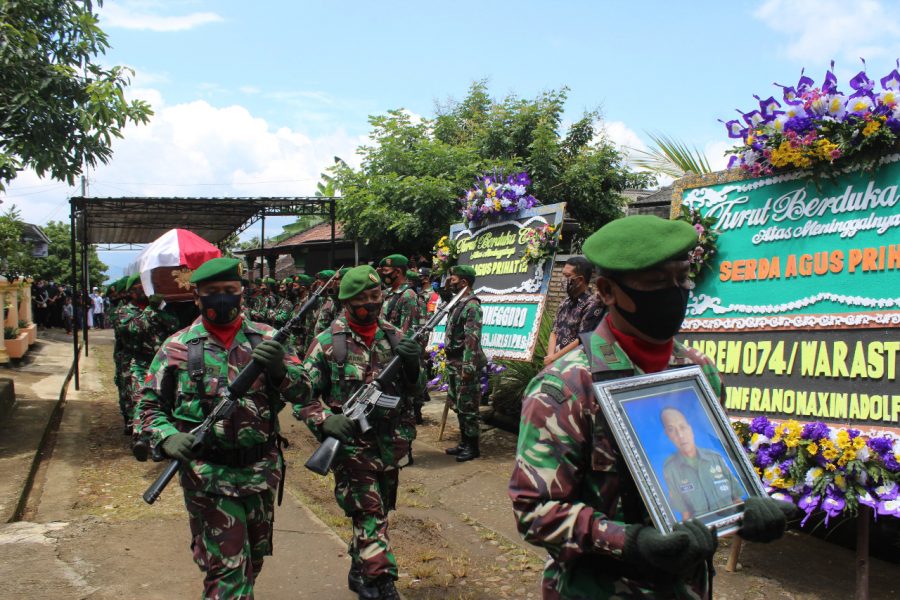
[114,354,132,424]
[333,466,399,582]
[447,361,481,439]
[128,360,151,437]
[183,488,275,600]
[543,556,710,600]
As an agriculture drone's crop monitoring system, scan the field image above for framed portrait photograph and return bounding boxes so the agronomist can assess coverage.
[593,365,766,537]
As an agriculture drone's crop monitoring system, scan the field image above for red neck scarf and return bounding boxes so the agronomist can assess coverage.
[133,300,149,310]
[203,316,244,349]
[607,316,673,374]
[346,314,377,347]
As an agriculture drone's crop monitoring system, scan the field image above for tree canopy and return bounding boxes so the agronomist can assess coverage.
[0,0,152,190]
[16,220,107,285]
[333,82,654,257]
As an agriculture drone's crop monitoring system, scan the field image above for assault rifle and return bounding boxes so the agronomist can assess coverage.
[143,269,342,504]
[304,287,468,475]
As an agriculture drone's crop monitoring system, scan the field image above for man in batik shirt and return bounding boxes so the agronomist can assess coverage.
[545,256,605,366]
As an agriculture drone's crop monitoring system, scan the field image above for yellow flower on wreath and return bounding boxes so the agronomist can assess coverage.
[862,118,883,137]
[807,442,819,456]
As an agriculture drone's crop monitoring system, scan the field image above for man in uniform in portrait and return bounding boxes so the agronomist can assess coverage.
[661,407,744,519]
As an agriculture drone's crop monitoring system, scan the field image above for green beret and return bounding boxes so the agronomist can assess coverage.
[339,265,381,300]
[264,277,276,285]
[450,264,476,283]
[296,274,314,286]
[338,267,351,277]
[379,254,409,268]
[254,278,262,284]
[582,215,698,272]
[190,257,243,284]
[125,273,142,290]
[281,277,292,285]
[316,269,336,281]
[406,269,419,280]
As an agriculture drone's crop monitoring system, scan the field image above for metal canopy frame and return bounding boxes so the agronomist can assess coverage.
[68,195,338,389]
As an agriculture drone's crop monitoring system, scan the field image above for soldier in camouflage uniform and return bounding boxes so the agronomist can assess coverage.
[294,265,422,600]
[377,255,421,335]
[443,265,486,462]
[309,269,336,334]
[313,267,348,336]
[287,274,316,357]
[138,258,304,600]
[126,292,180,460]
[112,274,147,435]
[249,278,277,325]
[508,216,792,600]
[269,278,296,328]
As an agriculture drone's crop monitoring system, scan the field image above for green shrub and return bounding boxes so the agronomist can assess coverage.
[4,326,19,340]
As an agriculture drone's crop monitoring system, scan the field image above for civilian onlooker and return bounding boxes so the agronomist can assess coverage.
[62,297,74,334]
[544,256,606,366]
[33,280,50,327]
[89,286,105,329]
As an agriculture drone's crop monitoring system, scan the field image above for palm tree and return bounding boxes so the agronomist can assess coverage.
[629,132,712,178]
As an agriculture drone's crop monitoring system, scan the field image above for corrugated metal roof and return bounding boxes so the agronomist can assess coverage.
[71,196,335,245]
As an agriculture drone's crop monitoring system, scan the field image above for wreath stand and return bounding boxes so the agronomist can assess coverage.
[723,505,872,600]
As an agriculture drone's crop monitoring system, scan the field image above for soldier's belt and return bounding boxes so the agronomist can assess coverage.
[199,436,278,468]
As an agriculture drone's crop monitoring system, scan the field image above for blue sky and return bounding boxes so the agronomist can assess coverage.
[5,0,900,280]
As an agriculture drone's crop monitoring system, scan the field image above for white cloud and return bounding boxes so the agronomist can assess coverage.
[598,121,647,156]
[2,95,366,235]
[755,0,900,63]
[101,2,223,32]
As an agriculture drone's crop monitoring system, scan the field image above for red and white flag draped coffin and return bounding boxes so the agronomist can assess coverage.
[132,229,222,302]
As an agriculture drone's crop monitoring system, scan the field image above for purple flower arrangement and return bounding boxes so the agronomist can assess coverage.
[734,416,900,526]
[426,342,506,395]
[460,171,539,225]
[724,60,900,176]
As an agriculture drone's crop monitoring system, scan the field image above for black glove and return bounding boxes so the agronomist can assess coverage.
[321,414,355,443]
[148,294,164,308]
[740,497,794,542]
[623,520,714,576]
[396,338,421,381]
[161,432,197,462]
[252,340,287,383]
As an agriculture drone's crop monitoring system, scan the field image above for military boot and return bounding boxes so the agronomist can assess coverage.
[445,441,465,455]
[354,577,381,600]
[414,404,424,425]
[456,436,480,462]
[347,563,365,594]
[376,576,401,600]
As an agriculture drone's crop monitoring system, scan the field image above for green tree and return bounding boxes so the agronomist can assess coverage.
[333,82,654,257]
[0,0,153,190]
[0,205,28,277]
[17,221,107,285]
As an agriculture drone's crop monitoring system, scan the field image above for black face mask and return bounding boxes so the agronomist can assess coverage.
[381,270,396,286]
[438,286,454,302]
[565,277,584,298]
[347,301,383,325]
[200,293,242,325]
[613,281,690,341]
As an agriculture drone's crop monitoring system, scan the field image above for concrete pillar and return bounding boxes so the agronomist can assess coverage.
[0,277,8,364]
[5,285,18,330]
[20,280,33,325]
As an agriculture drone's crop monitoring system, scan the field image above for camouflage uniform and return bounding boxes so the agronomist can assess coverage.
[138,317,304,600]
[380,283,420,335]
[508,318,724,599]
[444,293,485,439]
[294,314,420,583]
[287,292,317,359]
[268,296,295,329]
[126,304,180,435]
[249,293,275,325]
[112,302,144,426]
[313,296,340,337]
